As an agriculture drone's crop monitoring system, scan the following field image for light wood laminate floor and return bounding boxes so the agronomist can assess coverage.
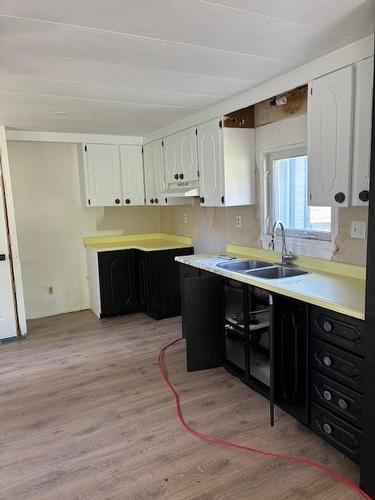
[0,311,360,499]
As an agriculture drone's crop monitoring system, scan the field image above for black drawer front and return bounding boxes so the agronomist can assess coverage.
[310,306,364,355]
[311,338,364,392]
[311,370,363,428]
[310,404,361,463]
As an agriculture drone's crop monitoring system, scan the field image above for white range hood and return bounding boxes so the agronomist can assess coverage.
[161,186,199,198]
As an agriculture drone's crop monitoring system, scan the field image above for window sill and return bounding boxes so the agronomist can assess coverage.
[261,234,337,260]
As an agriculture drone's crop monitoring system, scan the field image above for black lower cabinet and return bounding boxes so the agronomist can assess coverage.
[137,247,194,320]
[310,403,361,463]
[309,305,364,464]
[180,263,200,338]
[99,250,140,317]
[271,295,309,425]
[99,247,193,319]
[183,272,225,372]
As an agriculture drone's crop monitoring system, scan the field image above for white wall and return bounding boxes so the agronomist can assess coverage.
[7,141,160,320]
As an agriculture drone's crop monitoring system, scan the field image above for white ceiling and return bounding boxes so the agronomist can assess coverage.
[0,0,373,136]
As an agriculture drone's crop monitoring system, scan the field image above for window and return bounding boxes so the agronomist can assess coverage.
[265,147,332,241]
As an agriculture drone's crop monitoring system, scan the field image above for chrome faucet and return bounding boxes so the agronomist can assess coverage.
[269,220,295,266]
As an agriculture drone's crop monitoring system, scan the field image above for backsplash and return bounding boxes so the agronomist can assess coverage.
[160,201,368,266]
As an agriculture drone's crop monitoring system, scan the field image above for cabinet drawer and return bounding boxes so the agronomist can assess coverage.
[311,338,364,392]
[311,370,363,428]
[310,306,364,355]
[310,404,361,463]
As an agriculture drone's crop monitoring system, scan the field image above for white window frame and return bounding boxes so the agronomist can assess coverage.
[261,143,338,259]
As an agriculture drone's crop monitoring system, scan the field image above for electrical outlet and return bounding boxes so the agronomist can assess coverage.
[351,221,367,239]
[235,215,241,229]
[183,213,188,224]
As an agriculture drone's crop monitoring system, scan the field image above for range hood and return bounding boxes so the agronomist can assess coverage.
[161,186,199,198]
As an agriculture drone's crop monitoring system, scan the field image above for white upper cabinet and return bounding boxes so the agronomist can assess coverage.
[164,127,198,185]
[197,118,255,207]
[86,144,122,206]
[352,56,374,206]
[143,140,167,206]
[308,65,354,207]
[83,144,144,207]
[178,127,199,182]
[197,118,224,206]
[120,145,145,206]
[163,134,179,184]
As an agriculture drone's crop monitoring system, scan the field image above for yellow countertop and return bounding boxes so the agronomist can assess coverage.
[176,245,366,320]
[84,233,193,252]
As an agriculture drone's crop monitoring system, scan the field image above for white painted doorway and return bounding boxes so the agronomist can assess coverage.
[0,154,18,339]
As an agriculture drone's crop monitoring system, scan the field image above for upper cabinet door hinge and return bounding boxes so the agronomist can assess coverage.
[161,140,164,147]
[88,198,91,205]
[219,120,223,128]
[310,87,313,95]
[142,146,144,154]
[195,127,198,135]
[84,145,87,152]
[197,170,199,178]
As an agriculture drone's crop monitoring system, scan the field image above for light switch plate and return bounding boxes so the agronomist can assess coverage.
[235,215,241,229]
[351,221,367,239]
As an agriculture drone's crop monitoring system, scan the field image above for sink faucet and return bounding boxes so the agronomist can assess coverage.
[269,220,295,266]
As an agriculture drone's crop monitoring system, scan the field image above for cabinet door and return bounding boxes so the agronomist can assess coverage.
[179,127,198,182]
[137,250,149,313]
[183,274,224,371]
[86,144,122,206]
[143,142,155,206]
[271,295,309,425]
[180,263,200,338]
[98,250,139,316]
[153,139,167,205]
[120,145,145,206]
[308,66,354,207]
[143,140,166,206]
[163,134,180,184]
[197,118,224,207]
[352,56,374,206]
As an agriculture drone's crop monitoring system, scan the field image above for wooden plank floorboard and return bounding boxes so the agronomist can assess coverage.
[0,310,360,499]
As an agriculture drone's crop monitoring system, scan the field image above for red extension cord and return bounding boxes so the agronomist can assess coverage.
[158,338,371,499]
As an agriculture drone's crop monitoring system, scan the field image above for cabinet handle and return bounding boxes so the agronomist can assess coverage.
[150,198,154,204]
[323,390,332,401]
[179,173,184,179]
[323,423,332,435]
[334,192,345,204]
[200,196,205,204]
[155,198,159,204]
[165,197,168,204]
[174,174,179,180]
[323,320,333,333]
[221,195,225,204]
[323,355,332,367]
[115,198,120,204]
[359,190,369,202]
[125,199,131,205]
[338,398,348,410]
[0,254,6,261]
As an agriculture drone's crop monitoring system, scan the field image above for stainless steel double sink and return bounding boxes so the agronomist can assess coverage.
[216,259,309,279]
